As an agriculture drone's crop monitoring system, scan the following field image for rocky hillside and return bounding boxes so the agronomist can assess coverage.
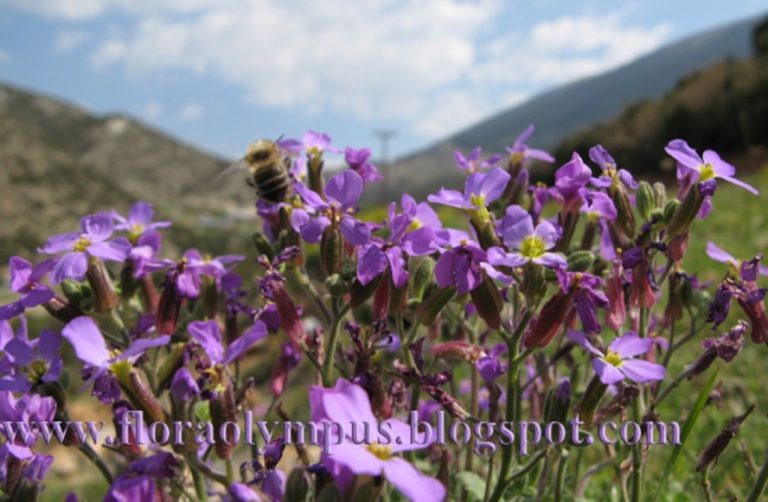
[0,83,254,260]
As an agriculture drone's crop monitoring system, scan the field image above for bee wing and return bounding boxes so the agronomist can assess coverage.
[216,158,249,183]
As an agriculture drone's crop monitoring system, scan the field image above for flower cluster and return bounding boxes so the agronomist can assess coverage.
[0,130,764,502]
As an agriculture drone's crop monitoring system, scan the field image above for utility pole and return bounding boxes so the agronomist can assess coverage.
[373,129,397,189]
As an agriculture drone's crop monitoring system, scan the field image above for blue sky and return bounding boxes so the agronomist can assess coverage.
[0,0,766,161]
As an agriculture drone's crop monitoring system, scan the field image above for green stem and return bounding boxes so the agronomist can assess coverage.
[225,458,234,485]
[747,447,768,502]
[554,450,569,502]
[78,443,113,484]
[630,398,642,502]
[321,300,348,387]
[191,467,208,502]
[488,312,533,502]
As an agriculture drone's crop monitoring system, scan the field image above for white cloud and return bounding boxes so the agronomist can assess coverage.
[478,14,671,86]
[141,101,162,120]
[179,103,203,121]
[0,49,10,63]
[54,30,89,52]
[3,0,672,139]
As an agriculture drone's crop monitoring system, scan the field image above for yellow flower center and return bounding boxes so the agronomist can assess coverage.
[699,163,716,182]
[367,443,392,460]
[72,236,93,252]
[407,218,422,232]
[469,193,486,208]
[27,360,47,383]
[510,152,524,165]
[129,223,144,240]
[519,235,546,259]
[604,350,623,367]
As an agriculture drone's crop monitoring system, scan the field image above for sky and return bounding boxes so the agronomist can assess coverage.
[0,0,766,161]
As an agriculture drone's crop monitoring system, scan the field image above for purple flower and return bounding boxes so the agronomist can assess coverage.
[554,153,592,200]
[493,205,565,269]
[40,212,131,284]
[665,139,758,195]
[428,167,511,215]
[291,170,371,246]
[706,242,768,278]
[345,147,383,184]
[171,367,200,403]
[434,240,507,294]
[357,195,441,287]
[113,201,171,242]
[476,343,507,383]
[505,125,555,164]
[0,326,62,392]
[227,482,262,502]
[0,391,56,457]
[588,145,638,189]
[279,130,340,158]
[454,147,502,173]
[188,320,267,366]
[309,379,445,502]
[104,476,155,502]
[580,190,617,221]
[0,257,55,321]
[62,316,169,403]
[568,331,666,385]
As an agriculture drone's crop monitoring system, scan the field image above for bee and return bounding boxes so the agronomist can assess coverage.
[220,139,293,203]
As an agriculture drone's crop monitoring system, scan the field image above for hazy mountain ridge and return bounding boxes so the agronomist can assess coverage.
[386,13,764,200]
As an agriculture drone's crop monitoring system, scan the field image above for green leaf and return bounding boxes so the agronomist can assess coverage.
[653,368,719,502]
[456,471,486,501]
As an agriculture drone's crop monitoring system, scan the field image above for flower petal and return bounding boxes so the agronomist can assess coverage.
[592,358,625,385]
[224,321,267,364]
[62,316,110,367]
[608,332,652,357]
[619,359,666,383]
[357,245,388,286]
[339,216,370,246]
[665,139,702,169]
[51,253,88,284]
[383,457,446,502]
[326,170,364,209]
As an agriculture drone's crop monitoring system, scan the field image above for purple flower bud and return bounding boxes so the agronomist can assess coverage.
[171,367,200,403]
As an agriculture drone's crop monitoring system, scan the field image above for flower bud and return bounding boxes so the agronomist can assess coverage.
[210,380,238,460]
[653,182,667,207]
[666,187,703,239]
[320,226,343,275]
[324,274,349,297]
[43,296,83,323]
[417,287,456,326]
[156,280,182,336]
[523,290,573,348]
[606,261,626,331]
[696,405,754,472]
[608,183,635,240]
[86,258,119,313]
[272,280,306,347]
[115,367,168,426]
[285,468,311,502]
[372,276,390,319]
[543,378,571,424]
[61,279,87,307]
[636,181,655,221]
[350,275,382,308]
[470,273,503,330]
[575,375,607,428]
[430,341,485,363]
[521,262,547,304]
[470,217,501,250]
[667,232,689,263]
[139,276,160,313]
[251,232,276,261]
[664,272,685,323]
[171,367,200,403]
[409,257,435,301]
[662,198,680,224]
[567,251,595,272]
[737,293,768,344]
[157,343,187,390]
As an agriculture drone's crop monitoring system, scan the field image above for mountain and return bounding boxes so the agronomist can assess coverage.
[0,82,252,260]
[386,13,765,200]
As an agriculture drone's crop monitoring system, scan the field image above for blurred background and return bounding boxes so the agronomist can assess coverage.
[1,1,768,499]
[1,1,767,263]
